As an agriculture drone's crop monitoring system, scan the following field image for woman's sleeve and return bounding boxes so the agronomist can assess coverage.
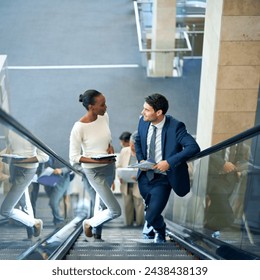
[35,149,49,163]
[69,125,83,163]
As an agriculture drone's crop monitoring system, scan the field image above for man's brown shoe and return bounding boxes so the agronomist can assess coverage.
[33,219,43,237]
[83,220,93,237]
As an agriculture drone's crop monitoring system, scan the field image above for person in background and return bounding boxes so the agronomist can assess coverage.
[119,131,131,148]
[28,162,45,217]
[117,131,145,227]
[135,93,200,243]
[42,165,72,227]
[69,89,121,241]
[110,131,132,194]
[0,130,49,239]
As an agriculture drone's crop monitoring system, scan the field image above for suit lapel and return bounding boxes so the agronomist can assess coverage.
[161,116,169,158]
[142,119,150,158]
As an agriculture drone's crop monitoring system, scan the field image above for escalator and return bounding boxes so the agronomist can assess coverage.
[0,108,260,260]
[12,192,205,260]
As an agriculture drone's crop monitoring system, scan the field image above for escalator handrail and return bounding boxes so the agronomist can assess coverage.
[1,106,260,173]
[0,107,82,175]
[188,124,260,162]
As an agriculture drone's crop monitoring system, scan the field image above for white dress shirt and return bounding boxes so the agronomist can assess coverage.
[146,116,166,164]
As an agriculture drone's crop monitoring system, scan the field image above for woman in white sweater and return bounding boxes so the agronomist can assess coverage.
[69,89,121,240]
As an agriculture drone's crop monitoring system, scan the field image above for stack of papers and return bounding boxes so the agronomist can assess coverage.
[128,160,155,170]
[117,168,138,183]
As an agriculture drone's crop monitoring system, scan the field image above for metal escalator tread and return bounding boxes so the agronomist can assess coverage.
[66,243,195,260]
[65,219,197,260]
[0,195,59,260]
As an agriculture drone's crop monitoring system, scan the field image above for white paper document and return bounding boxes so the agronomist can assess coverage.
[128,160,156,170]
[117,168,138,183]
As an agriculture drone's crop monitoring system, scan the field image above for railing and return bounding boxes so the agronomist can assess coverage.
[1,107,260,259]
[0,108,89,259]
[164,124,260,259]
[133,0,205,77]
[0,108,81,175]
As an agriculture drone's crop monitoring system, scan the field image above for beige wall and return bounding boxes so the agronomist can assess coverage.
[196,0,260,149]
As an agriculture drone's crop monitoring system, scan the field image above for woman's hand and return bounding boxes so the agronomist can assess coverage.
[107,144,114,154]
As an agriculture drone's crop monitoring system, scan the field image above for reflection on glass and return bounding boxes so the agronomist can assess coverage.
[37,158,75,228]
[205,141,251,232]
[0,113,99,259]
[1,116,260,259]
[0,129,49,239]
[169,136,260,257]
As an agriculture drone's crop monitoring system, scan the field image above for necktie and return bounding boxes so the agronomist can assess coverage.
[146,125,157,181]
[225,145,237,163]
[229,144,237,163]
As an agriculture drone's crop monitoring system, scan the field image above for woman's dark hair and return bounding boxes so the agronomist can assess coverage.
[145,93,169,115]
[79,89,102,110]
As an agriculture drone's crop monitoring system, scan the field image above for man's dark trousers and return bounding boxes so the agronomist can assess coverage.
[138,172,172,233]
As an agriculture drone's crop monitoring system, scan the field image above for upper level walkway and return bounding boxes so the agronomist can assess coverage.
[0,0,201,159]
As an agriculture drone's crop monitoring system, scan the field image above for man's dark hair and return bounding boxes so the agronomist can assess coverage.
[119,131,131,141]
[145,93,169,115]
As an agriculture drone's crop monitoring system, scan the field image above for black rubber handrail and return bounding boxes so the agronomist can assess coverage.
[2,107,259,260]
[2,107,259,172]
[165,220,260,260]
[188,124,260,162]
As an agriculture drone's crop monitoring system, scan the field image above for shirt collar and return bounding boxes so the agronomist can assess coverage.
[152,116,166,130]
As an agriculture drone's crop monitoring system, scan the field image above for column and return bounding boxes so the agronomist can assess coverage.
[149,0,176,77]
[196,0,260,149]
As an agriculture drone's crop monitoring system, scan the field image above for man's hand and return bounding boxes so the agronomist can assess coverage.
[154,160,170,172]
[223,162,237,173]
[53,168,62,175]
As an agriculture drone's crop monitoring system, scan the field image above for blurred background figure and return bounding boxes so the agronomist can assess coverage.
[37,158,73,228]
[119,131,131,148]
[205,142,250,233]
[28,162,45,217]
[117,131,145,227]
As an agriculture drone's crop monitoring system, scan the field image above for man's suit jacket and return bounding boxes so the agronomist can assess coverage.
[135,115,200,197]
[117,146,142,198]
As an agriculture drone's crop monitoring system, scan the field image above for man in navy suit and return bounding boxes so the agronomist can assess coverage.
[135,93,200,243]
